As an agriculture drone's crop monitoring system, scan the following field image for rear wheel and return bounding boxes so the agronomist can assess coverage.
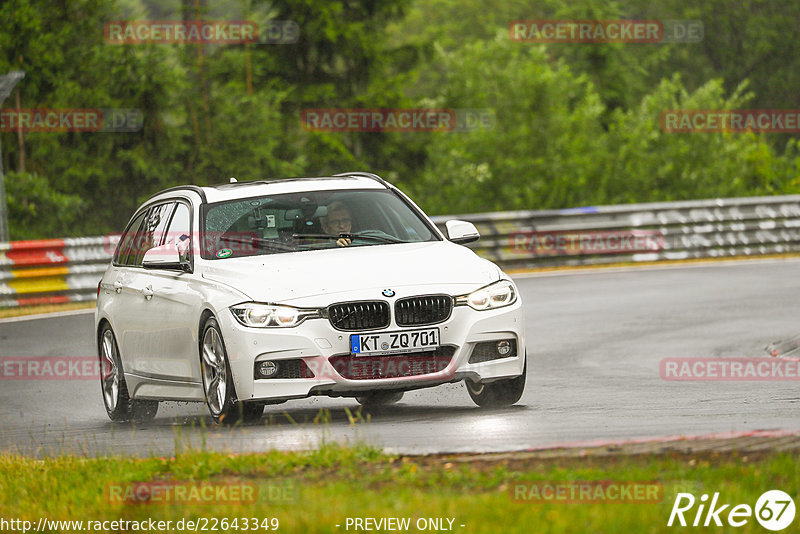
[99,324,158,422]
[466,355,526,408]
[356,391,404,407]
[201,317,263,424]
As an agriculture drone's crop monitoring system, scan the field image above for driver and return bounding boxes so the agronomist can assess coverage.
[320,201,352,247]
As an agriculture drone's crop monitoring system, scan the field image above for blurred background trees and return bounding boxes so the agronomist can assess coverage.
[1,0,799,237]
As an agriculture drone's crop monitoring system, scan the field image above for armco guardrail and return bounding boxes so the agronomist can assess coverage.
[2,195,800,308]
[431,194,800,270]
[0,236,119,308]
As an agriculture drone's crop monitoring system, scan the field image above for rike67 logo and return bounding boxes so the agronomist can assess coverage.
[668,490,795,530]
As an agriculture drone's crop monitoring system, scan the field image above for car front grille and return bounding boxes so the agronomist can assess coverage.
[327,301,390,331]
[328,346,456,380]
[395,295,452,326]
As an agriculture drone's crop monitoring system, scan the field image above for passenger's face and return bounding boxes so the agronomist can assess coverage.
[322,208,351,235]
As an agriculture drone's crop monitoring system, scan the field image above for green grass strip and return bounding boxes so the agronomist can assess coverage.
[0,443,797,533]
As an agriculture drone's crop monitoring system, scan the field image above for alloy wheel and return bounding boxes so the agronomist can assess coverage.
[202,327,227,416]
[101,329,119,410]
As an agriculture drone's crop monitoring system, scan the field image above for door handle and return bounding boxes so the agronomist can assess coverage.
[113,281,123,293]
[142,285,154,300]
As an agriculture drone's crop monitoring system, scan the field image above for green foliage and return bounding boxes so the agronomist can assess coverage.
[5,172,85,239]
[410,38,606,214]
[1,0,800,238]
[599,76,799,203]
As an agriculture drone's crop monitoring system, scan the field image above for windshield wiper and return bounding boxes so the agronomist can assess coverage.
[347,231,406,243]
[292,233,337,240]
[293,232,406,244]
[219,236,297,253]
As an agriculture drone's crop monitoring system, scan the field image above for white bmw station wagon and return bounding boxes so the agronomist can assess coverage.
[95,172,526,423]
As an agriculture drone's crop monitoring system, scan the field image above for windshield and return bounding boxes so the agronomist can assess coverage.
[201,188,439,259]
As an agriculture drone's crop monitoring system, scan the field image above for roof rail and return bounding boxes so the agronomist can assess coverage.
[147,185,208,203]
[332,171,391,187]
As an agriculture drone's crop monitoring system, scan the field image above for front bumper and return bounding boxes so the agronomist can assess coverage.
[217,298,526,402]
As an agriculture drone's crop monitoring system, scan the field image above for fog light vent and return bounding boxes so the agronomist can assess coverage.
[256,361,278,378]
[468,339,517,364]
[254,359,315,379]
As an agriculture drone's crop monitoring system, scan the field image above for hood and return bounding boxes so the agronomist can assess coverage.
[201,241,501,304]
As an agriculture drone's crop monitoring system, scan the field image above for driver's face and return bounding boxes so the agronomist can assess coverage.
[322,208,352,234]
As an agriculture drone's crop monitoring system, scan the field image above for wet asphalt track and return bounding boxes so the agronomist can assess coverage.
[1,258,799,457]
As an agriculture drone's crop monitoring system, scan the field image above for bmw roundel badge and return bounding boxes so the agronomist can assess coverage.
[382,289,395,297]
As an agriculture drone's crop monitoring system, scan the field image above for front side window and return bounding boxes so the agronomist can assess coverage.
[164,202,192,263]
[132,203,175,266]
[202,189,438,259]
[115,202,182,267]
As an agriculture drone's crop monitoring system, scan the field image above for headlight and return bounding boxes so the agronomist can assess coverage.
[230,303,321,328]
[455,280,517,311]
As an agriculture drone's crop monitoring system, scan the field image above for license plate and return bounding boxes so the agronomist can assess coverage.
[350,328,440,356]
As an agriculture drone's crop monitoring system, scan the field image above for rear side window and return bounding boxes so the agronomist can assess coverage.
[115,210,148,266]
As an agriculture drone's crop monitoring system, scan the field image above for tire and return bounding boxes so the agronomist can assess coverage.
[356,391,404,407]
[200,317,264,424]
[465,354,527,408]
[99,324,158,422]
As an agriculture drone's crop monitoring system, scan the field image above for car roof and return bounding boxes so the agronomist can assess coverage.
[146,173,390,205]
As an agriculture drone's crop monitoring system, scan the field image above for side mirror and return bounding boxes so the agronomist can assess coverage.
[142,244,189,271]
[445,220,480,244]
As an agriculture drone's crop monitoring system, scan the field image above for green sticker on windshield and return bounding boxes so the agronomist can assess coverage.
[216,248,232,258]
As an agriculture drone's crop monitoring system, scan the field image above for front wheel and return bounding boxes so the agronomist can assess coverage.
[99,324,158,422]
[466,355,526,408]
[200,317,263,424]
